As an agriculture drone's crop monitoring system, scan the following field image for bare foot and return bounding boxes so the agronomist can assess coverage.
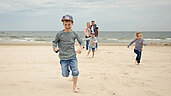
[135,61,140,65]
[73,87,79,93]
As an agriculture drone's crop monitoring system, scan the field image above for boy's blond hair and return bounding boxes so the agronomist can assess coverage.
[136,32,142,37]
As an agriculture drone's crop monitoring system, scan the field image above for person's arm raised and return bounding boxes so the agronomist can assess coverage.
[52,33,60,53]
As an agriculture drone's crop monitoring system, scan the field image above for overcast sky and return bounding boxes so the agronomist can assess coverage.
[0,0,171,31]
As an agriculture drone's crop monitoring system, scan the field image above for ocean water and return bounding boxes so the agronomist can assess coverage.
[0,31,171,44]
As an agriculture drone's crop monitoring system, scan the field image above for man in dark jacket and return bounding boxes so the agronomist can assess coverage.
[91,21,99,49]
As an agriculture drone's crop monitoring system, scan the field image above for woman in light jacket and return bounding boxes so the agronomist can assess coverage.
[84,22,91,50]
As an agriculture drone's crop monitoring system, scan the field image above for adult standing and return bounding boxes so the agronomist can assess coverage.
[84,22,91,50]
[91,21,99,49]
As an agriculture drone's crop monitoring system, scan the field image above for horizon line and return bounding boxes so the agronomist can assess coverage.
[0,30,171,32]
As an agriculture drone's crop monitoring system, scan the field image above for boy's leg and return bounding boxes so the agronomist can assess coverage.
[92,48,95,57]
[134,49,139,64]
[87,46,91,56]
[138,51,142,63]
[87,50,91,56]
[60,60,70,77]
[69,57,79,92]
[136,51,141,63]
[73,77,78,92]
[134,50,141,64]
[92,52,95,57]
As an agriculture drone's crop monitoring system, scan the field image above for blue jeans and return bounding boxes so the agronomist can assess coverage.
[95,37,98,49]
[96,42,98,49]
[89,46,95,52]
[85,36,90,50]
[60,56,79,77]
[134,49,142,63]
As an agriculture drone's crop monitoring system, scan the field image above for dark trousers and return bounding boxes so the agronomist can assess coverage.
[95,36,98,49]
[134,49,142,63]
[85,36,90,50]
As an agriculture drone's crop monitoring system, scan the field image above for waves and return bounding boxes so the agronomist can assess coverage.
[0,31,171,43]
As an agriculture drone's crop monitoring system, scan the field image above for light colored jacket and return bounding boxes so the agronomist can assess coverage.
[84,27,91,37]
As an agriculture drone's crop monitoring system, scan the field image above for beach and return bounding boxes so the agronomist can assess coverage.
[0,42,171,96]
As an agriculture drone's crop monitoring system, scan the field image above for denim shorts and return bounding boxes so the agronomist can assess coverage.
[89,46,95,52]
[60,56,79,77]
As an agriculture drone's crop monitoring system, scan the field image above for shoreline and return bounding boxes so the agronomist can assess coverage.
[0,41,171,46]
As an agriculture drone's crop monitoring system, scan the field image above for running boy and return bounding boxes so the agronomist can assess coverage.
[127,32,146,65]
[86,32,97,57]
[52,15,84,92]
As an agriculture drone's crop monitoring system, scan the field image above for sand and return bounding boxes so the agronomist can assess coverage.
[0,42,171,96]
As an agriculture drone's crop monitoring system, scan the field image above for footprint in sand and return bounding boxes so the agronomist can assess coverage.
[123,72,129,75]
[135,81,150,87]
[134,71,139,74]
[107,90,117,96]
[122,82,132,87]
[128,64,136,68]
[37,70,47,72]
[106,52,112,53]
[49,77,58,79]
[0,67,6,69]
[90,76,94,79]
[9,83,19,86]
[100,73,106,75]
[21,81,30,83]
[143,90,161,96]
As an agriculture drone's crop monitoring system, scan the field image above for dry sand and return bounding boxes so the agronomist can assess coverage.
[0,42,171,96]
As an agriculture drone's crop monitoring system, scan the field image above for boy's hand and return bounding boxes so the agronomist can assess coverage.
[76,46,84,54]
[55,47,60,53]
[142,42,144,45]
[76,49,81,54]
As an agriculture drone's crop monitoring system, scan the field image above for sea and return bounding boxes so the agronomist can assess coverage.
[0,31,171,44]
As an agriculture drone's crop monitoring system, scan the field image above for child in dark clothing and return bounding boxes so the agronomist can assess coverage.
[128,32,146,65]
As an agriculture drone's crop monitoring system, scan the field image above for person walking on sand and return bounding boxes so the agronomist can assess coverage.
[84,22,91,50]
[90,21,99,49]
[86,32,97,57]
[52,15,84,92]
[127,32,146,65]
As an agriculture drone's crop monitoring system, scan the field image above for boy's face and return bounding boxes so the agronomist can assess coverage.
[137,33,142,40]
[91,34,95,38]
[63,21,73,32]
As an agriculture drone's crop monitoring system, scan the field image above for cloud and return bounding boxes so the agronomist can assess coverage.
[0,0,171,31]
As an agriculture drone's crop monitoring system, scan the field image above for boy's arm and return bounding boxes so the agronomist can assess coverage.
[83,38,90,41]
[128,39,136,48]
[142,39,147,46]
[52,33,60,53]
[75,32,84,54]
[75,32,84,46]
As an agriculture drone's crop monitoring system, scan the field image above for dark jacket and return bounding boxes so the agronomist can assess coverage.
[91,24,98,37]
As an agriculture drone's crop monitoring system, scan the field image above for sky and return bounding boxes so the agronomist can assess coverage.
[0,0,171,31]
